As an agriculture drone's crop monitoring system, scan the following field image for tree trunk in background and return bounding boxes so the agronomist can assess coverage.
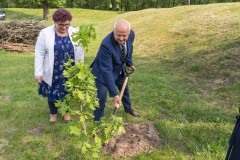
[7,0,10,7]
[111,0,116,10]
[78,0,82,7]
[141,1,145,9]
[66,0,74,8]
[125,0,130,11]
[120,0,123,11]
[42,1,49,20]
[172,0,176,6]
[156,0,159,8]
[124,0,127,11]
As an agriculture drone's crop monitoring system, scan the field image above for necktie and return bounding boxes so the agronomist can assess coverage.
[121,44,127,62]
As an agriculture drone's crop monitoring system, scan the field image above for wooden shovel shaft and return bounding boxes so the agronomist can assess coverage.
[119,76,129,100]
[113,76,129,115]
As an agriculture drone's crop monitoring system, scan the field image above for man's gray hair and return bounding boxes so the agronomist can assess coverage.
[113,19,131,32]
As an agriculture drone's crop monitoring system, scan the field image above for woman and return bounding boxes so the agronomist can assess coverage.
[34,8,84,123]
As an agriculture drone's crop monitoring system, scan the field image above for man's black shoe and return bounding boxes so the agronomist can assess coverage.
[125,109,141,117]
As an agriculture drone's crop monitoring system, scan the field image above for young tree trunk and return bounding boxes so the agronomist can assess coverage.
[42,0,49,20]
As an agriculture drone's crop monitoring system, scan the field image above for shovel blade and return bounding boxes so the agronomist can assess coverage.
[113,107,118,115]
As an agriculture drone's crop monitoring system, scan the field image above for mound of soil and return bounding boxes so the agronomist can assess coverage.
[102,123,162,158]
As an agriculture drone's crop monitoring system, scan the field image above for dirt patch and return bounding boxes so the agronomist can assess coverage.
[0,96,11,101]
[0,139,9,150]
[27,124,43,136]
[1,42,34,53]
[5,126,18,133]
[213,77,235,84]
[102,123,162,158]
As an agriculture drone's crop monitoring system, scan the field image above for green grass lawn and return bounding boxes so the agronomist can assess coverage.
[1,3,240,159]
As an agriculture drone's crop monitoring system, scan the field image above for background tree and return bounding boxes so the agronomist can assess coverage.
[110,0,116,10]
[65,0,74,8]
[0,0,66,19]
[41,0,66,20]
[42,0,49,20]
[1,0,240,11]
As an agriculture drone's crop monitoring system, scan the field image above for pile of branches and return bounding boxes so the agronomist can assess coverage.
[0,21,45,52]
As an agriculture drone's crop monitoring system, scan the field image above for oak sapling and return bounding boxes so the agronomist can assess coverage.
[55,24,125,159]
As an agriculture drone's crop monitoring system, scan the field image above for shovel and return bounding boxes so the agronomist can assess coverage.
[113,68,134,116]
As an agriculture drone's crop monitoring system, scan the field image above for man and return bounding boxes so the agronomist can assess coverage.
[91,19,140,121]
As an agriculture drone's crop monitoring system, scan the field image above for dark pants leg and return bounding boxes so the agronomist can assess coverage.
[94,80,108,121]
[48,100,58,114]
[115,74,132,112]
[229,123,240,159]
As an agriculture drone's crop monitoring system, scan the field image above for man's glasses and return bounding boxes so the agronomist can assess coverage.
[57,23,70,28]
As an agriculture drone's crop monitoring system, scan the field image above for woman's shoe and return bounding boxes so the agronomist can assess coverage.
[63,113,72,123]
[49,114,57,124]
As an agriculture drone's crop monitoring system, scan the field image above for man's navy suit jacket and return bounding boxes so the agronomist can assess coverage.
[91,30,135,97]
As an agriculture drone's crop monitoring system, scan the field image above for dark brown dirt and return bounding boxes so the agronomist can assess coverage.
[102,123,162,158]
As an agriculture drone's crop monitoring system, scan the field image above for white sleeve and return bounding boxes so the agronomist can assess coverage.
[34,30,46,76]
[70,27,84,63]
[75,46,84,63]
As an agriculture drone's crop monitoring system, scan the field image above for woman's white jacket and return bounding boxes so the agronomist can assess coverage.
[34,25,84,86]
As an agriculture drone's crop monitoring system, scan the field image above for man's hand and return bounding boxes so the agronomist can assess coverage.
[35,76,42,83]
[126,66,136,72]
[113,95,122,108]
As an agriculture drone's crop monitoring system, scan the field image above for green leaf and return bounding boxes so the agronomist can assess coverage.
[89,103,96,110]
[85,93,91,103]
[81,143,87,154]
[77,91,85,101]
[118,126,126,134]
[104,126,113,137]
[69,126,81,136]
[79,115,85,123]
[94,136,102,149]
[71,24,96,52]
[77,71,86,80]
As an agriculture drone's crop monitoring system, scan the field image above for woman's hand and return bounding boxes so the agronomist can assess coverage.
[35,76,42,83]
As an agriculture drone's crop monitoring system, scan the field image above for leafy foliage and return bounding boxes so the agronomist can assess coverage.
[55,25,125,159]
[72,24,96,52]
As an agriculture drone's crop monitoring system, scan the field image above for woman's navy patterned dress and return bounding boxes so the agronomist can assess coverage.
[38,33,75,103]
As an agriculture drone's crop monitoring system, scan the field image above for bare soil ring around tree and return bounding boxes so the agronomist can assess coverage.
[102,123,162,158]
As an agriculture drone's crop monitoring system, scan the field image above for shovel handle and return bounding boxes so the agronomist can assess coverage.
[113,76,129,115]
[119,76,129,99]
[113,68,134,116]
